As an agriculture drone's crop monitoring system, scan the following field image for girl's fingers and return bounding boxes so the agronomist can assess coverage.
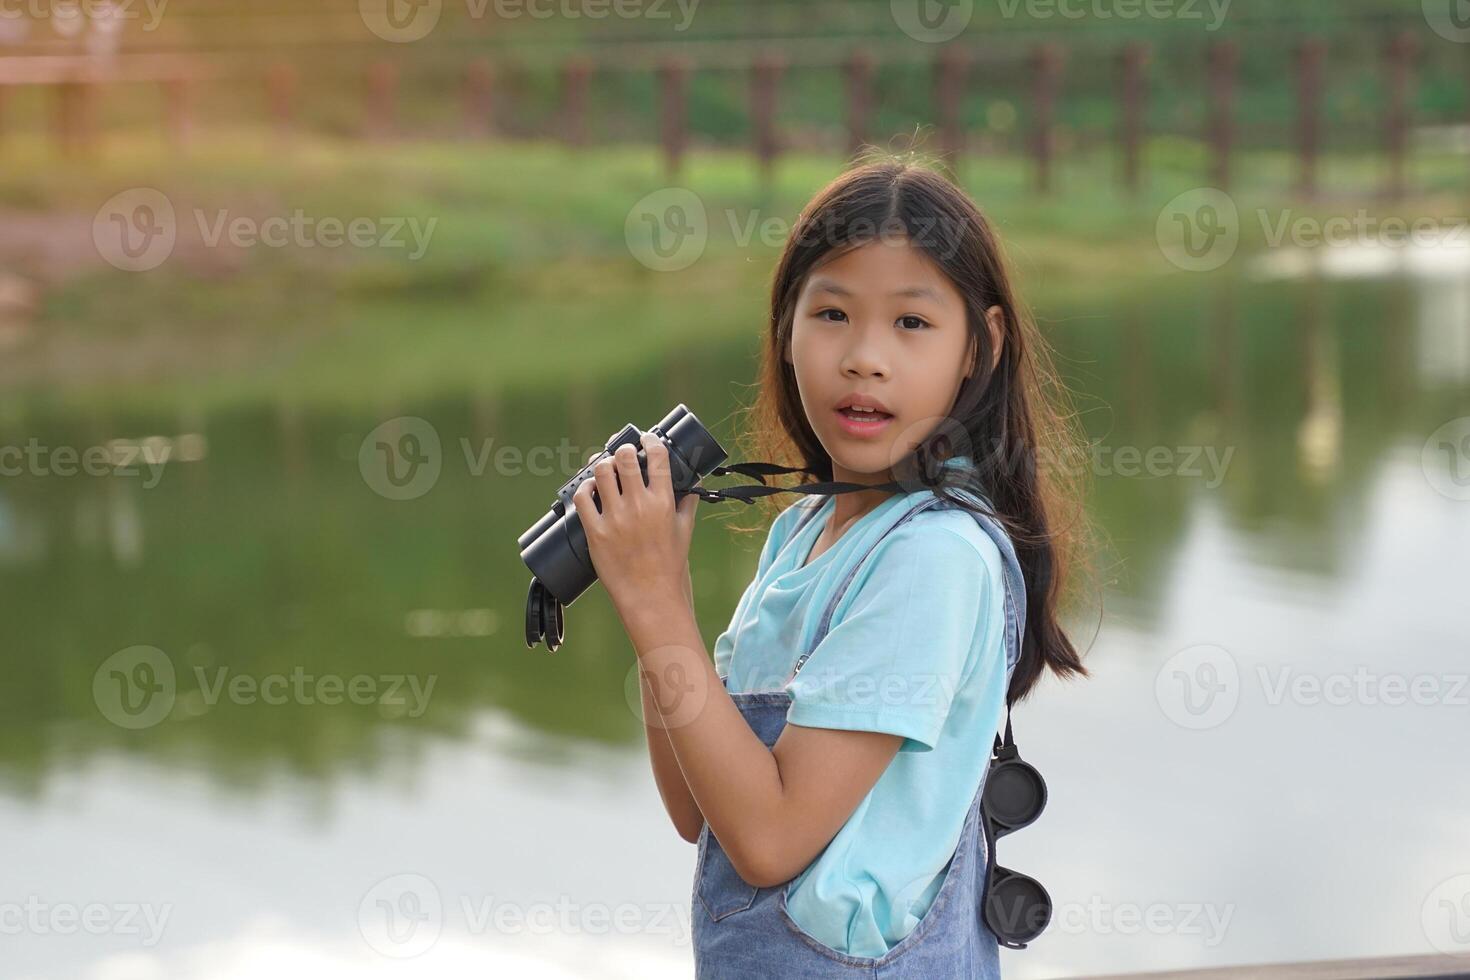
[640,434,675,506]
[612,444,645,500]
[590,455,620,516]
[572,475,601,524]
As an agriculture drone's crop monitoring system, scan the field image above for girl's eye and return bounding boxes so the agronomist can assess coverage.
[898,315,930,331]
[817,309,847,323]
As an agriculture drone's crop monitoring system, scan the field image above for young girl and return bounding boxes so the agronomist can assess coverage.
[573,156,1090,978]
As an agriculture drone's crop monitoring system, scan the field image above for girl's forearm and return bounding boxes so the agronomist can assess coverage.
[620,598,787,883]
[639,669,706,842]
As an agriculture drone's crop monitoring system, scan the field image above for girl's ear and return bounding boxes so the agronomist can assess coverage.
[984,305,1005,373]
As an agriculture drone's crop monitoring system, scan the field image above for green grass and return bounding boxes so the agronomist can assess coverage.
[1,126,1465,415]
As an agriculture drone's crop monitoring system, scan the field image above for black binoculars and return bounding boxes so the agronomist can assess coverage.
[981,723,1053,948]
[518,404,728,651]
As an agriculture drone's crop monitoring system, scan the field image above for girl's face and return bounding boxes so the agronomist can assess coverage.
[785,237,989,484]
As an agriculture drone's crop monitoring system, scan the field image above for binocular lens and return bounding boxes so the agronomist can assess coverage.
[986,868,1052,946]
[983,759,1047,834]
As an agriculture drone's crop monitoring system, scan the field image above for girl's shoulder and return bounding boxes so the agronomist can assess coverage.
[876,501,1007,589]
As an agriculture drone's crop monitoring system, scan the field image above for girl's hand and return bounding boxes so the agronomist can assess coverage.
[574,433,701,626]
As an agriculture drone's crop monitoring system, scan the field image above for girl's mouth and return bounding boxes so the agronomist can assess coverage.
[833,407,894,438]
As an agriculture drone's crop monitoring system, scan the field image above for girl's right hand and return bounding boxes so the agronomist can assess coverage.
[585,447,696,609]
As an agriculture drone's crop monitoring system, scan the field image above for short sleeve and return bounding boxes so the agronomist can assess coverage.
[785,522,996,753]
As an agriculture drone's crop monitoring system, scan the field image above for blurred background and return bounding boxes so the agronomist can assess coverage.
[2,1,1469,978]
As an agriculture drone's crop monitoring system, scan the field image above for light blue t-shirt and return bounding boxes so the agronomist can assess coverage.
[711,469,1013,958]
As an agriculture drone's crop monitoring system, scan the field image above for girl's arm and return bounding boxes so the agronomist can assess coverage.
[584,446,705,843]
[572,438,902,887]
[626,610,902,887]
[637,568,706,844]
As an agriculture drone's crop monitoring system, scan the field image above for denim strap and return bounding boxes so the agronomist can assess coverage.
[785,490,1026,687]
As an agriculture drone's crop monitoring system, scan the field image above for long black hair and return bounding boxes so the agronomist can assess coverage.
[734,152,1094,704]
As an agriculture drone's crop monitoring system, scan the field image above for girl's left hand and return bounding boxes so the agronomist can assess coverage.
[573,433,701,624]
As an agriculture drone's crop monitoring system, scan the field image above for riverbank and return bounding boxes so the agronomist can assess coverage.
[0,128,1463,414]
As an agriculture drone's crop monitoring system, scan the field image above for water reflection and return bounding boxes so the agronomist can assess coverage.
[2,266,1468,977]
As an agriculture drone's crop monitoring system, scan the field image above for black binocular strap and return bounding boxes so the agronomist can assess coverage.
[692,461,907,505]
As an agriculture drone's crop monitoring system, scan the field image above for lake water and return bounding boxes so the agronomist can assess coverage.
[3,256,1469,978]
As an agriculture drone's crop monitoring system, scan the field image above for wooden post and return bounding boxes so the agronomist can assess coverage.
[1296,37,1326,199]
[1030,43,1063,194]
[560,57,591,146]
[463,59,493,138]
[1383,31,1419,200]
[266,64,297,142]
[365,60,397,141]
[846,49,875,155]
[163,77,191,150]
[1207,40,1238,190]
[659,57,690,178]
[751,54,784,183]
[1118,42,1149,193]
[55,81,96,157]
[935,45,969,169]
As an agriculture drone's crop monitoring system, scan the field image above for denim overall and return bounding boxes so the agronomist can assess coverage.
[692,488,1026,979]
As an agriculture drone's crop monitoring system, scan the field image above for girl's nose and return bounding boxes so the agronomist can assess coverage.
[839,322,890,379]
